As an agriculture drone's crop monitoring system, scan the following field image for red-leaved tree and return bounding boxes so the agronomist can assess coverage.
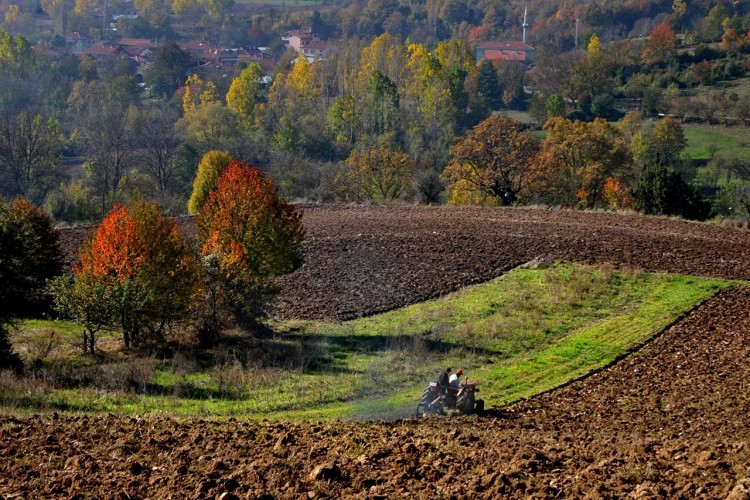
[196,161,304,330]
[53,202,202,352]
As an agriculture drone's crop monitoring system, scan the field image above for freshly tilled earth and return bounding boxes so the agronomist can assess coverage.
[8,205,750,498]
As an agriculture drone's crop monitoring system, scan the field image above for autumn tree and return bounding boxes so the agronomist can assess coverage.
[226,62,265,130]
[333,146,415,202]
[52,202,202,352]
[196,161,304,327]
[187,150,233,214]
[526,117,632,208]
[641,23,677,65]
[648,117,687,168]
[443,115,538,206]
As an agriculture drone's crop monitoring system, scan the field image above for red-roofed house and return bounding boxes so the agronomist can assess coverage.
[476,40,535,63]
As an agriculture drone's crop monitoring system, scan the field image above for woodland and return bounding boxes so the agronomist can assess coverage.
[0,0,749,222]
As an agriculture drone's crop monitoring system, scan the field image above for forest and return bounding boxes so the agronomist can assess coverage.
[0,0,750,223]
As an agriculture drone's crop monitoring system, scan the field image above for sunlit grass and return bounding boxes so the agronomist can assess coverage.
[2,264,734,421]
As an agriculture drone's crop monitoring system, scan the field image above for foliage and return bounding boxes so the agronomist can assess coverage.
[444,115,538,206]
[332,146,415,202]
[196,161,304,325]
[54,202,202,352]
[0,198,62,371]
[226,63,264,130]
[633,167,711,221]
[526,117,632,208]
[143,42,195,99]
[602,177,634,211]
[187,150,233,214]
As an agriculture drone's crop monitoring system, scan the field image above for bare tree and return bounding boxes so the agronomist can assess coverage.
[133,105,181,196]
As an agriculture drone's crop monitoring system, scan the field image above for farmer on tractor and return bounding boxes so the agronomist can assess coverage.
[437,367,451,394]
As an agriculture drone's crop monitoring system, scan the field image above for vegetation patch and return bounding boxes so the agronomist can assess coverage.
[3,264,733,420]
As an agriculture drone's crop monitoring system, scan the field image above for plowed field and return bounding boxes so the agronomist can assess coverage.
[8,205,750,498]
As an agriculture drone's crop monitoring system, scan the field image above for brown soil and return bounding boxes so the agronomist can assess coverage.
[14,205,750,498]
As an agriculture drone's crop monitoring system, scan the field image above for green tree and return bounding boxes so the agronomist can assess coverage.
[226,62,264,130]
[144,42,195,99]
[187,150,233,214]
[443,115,538,206]
[633,167,710,221]
[476,59,501,110]
[0,198,63,371]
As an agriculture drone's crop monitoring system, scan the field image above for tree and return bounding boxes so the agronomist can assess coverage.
[649,117,687,168]
[475,59,501,110]
[633,167,711,221]
[226,63,265,130]
[133,105,181,197]
[143,42,195,99]
[182,73,218,116]
[196,161,304,325]
[187,150,233,214]
[0,112,62,204]
[333,146,415,201]
[0,198,63,371]
[641,23,677,65]
[443,115,538,206]
[53,202,202,351]
[69,80,136,215]
[526,117,632,208]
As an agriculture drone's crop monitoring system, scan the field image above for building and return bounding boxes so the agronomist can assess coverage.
[475,40,535,63]
[281,28,321,54]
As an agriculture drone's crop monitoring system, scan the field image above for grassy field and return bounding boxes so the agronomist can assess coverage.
[3,264,733,421]
[683,124,750,161]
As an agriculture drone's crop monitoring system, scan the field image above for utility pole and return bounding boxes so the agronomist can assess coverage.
[522,3,529,44]
[575,18,580,50]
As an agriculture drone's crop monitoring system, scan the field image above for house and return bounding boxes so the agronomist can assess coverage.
[65,32,93,52]
[299,41,330,61]
[82,44,130,59]
[281,27,321,54]
[475,40,535,63]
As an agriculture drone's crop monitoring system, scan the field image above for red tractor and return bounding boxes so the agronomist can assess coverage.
[416,376,483,417]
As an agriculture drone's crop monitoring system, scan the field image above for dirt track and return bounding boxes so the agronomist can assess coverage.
[9,205,750,498]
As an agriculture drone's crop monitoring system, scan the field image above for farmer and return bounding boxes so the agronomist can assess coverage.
[438,367,451,393]
[449,368,463,388]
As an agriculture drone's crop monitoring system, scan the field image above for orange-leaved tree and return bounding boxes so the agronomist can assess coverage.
[443,115,538,206]
[52,201,202,352]
[525,117,632,208]
[196,161,304,328]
